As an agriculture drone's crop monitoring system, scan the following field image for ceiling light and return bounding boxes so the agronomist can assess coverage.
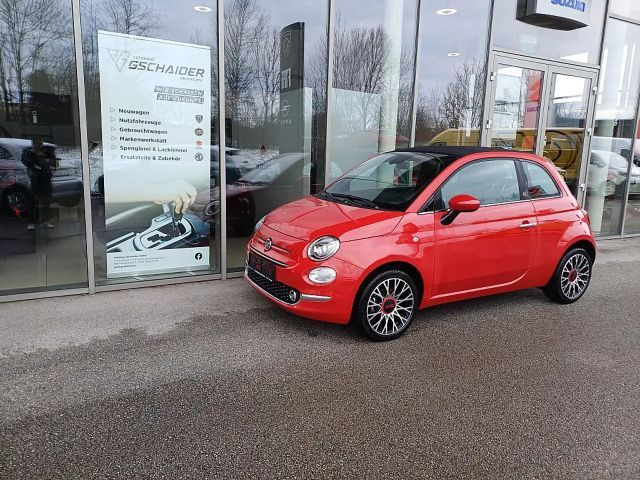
[194,5,212,13]
[447,52,461,57]
[436,8,458,15]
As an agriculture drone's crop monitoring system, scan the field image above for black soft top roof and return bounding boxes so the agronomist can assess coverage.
[394,146,508,159]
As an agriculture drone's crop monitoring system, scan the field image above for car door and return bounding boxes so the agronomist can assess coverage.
[431,158,539,297]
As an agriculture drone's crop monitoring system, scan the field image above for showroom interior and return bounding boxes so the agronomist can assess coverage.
[0,0,639,301]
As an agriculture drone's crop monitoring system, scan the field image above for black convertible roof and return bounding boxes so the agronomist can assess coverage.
[394,146,508,158]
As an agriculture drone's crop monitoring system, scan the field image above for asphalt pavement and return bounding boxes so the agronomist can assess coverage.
[1,238,640,479]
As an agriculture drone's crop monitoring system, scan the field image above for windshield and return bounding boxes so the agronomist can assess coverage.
[321,151,456,211]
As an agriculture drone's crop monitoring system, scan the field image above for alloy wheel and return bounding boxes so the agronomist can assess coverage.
[560,253,590,300]
[366,277,414,336]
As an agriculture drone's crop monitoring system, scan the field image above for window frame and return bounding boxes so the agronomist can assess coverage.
[519,159,563,201]
[420,158,530,213]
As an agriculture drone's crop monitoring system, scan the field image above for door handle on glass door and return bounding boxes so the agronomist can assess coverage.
[518,221,538,229]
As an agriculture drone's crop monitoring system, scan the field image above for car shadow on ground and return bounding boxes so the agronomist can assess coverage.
[248,287,552,341]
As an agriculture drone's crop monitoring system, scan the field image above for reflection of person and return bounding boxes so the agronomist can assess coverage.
[22,138,55,230]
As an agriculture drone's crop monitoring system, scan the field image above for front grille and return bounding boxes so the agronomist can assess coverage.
[246,266,299,304]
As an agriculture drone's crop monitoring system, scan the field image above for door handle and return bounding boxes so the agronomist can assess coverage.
[518,221,538,229]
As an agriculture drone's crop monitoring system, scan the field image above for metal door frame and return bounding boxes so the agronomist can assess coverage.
[482,51,599,204]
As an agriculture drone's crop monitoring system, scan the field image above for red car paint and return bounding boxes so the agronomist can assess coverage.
[245,150,596,325]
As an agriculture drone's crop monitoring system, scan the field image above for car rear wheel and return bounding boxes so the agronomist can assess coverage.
[355,270,418,341]
[543,247,592,304]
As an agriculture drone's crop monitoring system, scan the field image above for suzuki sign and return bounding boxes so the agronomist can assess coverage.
[518,0,591,30]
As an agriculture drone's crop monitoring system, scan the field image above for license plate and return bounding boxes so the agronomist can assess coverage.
[248,251,276,281]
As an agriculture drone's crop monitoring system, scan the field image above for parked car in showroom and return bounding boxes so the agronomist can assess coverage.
[587,149,640,197]
[0,138,83,217]
[245,146,596,341]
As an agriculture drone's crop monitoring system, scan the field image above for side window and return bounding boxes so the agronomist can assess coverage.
[440,159,521,206]
[522,161,560,199]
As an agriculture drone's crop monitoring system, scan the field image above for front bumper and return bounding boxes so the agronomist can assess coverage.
[244,238,362,325]
[245,263,331,304]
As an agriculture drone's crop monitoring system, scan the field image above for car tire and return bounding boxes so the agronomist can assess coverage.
[355,269,418,341]
[542,247,593,304]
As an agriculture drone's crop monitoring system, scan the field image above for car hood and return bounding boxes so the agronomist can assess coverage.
[263,196,404,241]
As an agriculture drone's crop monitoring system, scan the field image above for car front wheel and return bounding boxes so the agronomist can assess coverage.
[355,270,418,341]
[543,247,593,304]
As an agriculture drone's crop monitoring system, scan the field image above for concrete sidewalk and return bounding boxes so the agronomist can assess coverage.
[1,237,640,478]
[1,237,639,357]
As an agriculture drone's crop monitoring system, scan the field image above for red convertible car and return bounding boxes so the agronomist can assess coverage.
[245,146,596,340]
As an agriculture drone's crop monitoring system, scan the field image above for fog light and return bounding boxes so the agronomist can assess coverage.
[308,267,337,285]
[289,290,298,302]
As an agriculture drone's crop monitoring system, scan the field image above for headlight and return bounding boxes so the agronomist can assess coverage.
[307,236,340,261]
[254,215,266,233]
[308,267,337,284]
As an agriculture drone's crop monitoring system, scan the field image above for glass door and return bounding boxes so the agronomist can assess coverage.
[483,54,598,203]
[487,59,547,153]
[541,71,596,197]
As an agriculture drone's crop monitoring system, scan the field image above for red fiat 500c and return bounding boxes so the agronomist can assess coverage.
[245,146,596,341]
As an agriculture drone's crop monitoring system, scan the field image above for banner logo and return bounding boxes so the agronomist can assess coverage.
[195,114,203,123]
[106,48,132,72]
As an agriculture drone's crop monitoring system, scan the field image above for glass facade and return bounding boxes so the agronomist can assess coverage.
[586,18,640,236]
[610,0,640,21]
[491,0,607,65]
[0,0,87,294]
[80,0,220,284]
[327,0,418,181]
[223,0,328,271]
[3,0,640,299]
[414,0,491,147]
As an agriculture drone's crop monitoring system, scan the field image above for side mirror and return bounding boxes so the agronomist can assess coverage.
[441,194,480,225]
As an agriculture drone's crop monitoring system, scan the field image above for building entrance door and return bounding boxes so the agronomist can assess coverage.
[483,53,598,204]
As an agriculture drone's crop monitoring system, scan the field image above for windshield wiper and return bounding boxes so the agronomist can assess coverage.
[325,192,379,209]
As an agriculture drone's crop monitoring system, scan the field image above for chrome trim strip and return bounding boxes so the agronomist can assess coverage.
[300,293,332,302]
[255,233,291,254]
[249,247,288,267]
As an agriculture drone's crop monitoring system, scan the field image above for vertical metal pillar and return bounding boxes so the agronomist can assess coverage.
[217,0,228,278]
[409,0,422,147]
[71,0,96,293]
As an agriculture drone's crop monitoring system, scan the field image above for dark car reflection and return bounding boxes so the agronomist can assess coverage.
[200,152,341,236]
[0,138,83,217]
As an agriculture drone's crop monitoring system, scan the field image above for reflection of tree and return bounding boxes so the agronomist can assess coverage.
[80,0,161,129]
[415,60,485,143]
[103,0,159,36]
[307,14,414,142]
[332,17,389,132]
[224,0,261,122]
[223,0,282,126]
[0,0,67,123]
